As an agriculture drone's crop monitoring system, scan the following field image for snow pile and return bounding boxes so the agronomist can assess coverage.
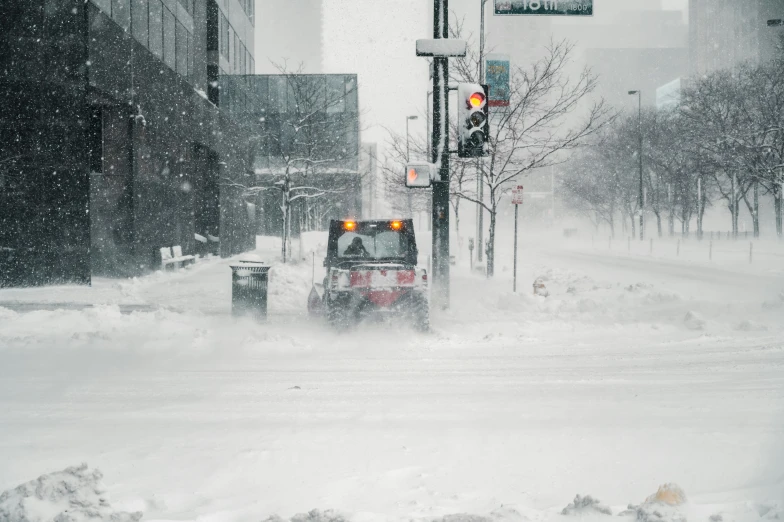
[619,484,688,522]
[0,464,142,522]
[683,311,706,331]
[264,509,348,522]
[561,495,612,516]
[268,260,316,313]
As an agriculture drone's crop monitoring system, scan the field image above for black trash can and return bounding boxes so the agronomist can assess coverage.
[229,261,271,320]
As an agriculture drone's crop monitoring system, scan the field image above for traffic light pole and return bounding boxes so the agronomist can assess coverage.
[432,0,450,309]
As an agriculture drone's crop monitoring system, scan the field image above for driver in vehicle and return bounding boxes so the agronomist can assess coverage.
[344,236,370,257]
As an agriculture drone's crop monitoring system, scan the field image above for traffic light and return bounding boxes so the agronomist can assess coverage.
[458,83,489,158]
[405,162,432,188]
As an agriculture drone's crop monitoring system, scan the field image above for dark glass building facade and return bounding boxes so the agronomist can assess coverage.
[0,0,258,286]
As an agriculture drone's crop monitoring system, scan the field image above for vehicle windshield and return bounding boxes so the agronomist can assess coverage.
[337,227,407,259]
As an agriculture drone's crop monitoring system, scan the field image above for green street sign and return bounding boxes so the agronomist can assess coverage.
[495,0,593,16]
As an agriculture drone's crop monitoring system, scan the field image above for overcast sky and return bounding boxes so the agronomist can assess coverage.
[315,0,689,153]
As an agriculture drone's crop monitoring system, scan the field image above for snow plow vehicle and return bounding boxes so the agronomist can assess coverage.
[307,219,429,331]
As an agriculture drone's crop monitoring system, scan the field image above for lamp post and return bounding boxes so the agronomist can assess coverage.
[406,115,418,162]
[628,89,644,240]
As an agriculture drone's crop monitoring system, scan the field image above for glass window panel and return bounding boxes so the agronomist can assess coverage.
[175,21,187,76]
[228,25,235,69]
[163,5,176,69]
[345,77,358,112]
[187,31,194,82]
[111,0,130,31]
[326,76,345,113]
[131,0,148,46]
[269,77,286,112]
[221,15,229,59]
[92,0,112,15]
[234,33,239,72]
[148,0,163,59]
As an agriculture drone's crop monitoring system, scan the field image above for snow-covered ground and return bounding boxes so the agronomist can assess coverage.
[0,234,783,522]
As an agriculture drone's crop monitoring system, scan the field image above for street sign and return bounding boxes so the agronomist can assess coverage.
[494,0,593,16]
[485,54,510,107]
[511,185,524,205]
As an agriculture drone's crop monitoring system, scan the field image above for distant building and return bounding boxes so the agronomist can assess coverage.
[221,74,362,236]
[689,0,784,76]
[656,77,687,110]
[585,47,689,107]
[0,0,258,286]
[360,143,379,219]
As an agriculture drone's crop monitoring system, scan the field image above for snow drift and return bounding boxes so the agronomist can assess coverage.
[0,464,141,522]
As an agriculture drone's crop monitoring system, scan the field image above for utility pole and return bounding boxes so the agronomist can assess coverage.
[476,0,487,262]
[432,0,450,309]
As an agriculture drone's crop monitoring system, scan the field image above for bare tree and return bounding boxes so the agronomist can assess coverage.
[451,39,610,276]
[223,63,363,262]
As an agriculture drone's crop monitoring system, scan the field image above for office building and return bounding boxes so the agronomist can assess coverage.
[689,0,784,76]
[0,0,258,286]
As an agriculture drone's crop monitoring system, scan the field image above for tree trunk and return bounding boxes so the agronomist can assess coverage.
[629,213,636,238]
[775,184,783,239]
[654,210,662,237]
[486,209,496,278]
[730,173,739,238]
[668,208,675,237]
[281,195,289,263]
[753,181,760,238]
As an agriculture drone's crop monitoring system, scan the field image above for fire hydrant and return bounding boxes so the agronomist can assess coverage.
[533,277,549,297]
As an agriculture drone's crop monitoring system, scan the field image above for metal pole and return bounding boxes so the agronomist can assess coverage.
[432,0,450,309]
[513,203,518,292]
[406,117,410,162]
[638,90,644,241]
[476,0,487,264]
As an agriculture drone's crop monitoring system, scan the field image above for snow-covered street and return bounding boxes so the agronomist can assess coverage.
[1,236,783,522]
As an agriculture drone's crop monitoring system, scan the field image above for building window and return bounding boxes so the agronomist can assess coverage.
[111,0,130,31]
[163,5,176,70]
[88,108,104,174]
[221,15,230,61]
[234,32,239,72]
[326,76,345,113]
[148,0,163,59]
[176,21,187,77]
[130,0,148,46]
[187,32,194,82]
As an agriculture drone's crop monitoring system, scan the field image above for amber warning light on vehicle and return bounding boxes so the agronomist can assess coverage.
[405,162,432,188]
[343,221,357,231]
[390,221,403,231]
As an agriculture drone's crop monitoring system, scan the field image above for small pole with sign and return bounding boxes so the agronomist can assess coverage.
[468,238,475,271]
[512,185,524,292]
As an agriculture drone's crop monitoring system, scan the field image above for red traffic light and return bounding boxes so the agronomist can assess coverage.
[468,92,485,108]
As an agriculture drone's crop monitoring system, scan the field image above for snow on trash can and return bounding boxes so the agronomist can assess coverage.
[229,261,271,320]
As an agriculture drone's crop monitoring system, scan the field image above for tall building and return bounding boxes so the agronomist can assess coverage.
[0,0,258,286]
[255,0,323,73]
[689,0,784,76]
[553,5,689,107]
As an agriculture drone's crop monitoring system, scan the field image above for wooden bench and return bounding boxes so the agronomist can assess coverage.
[159,245,197,270]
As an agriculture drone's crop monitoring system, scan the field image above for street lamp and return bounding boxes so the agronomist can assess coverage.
[628,89,644,240]
[406,115,418,161]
